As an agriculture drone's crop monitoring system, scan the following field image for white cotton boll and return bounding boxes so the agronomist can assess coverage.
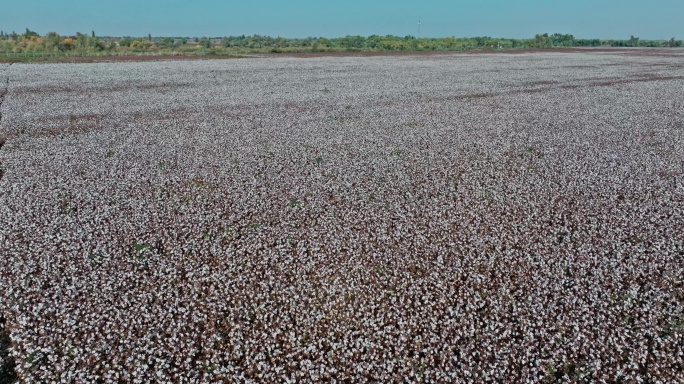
[1,52,683,383]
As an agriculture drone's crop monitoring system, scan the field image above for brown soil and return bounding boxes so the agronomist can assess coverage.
[5,47,682,64]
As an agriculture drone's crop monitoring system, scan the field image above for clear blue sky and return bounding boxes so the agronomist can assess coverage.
[0,0,682,39]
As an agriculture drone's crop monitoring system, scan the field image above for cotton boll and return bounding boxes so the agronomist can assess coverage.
[1,52,683,382]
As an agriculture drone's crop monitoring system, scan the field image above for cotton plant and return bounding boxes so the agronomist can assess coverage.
[0,51,682,382]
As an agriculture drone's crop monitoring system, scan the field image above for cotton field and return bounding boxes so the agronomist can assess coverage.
[0,50,683,382]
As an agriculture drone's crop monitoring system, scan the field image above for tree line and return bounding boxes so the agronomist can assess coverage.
[1,29,681,55]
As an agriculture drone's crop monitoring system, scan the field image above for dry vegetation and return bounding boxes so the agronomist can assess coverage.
[0,51,683,382]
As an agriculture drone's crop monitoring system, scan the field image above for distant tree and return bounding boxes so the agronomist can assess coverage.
[628,35,639,47]
[24,28,39,38]
[74,32,84,48]
[474,36,487,47]
[551,33,575,47]
[575,38,601,47]
[131,39,152,50]
[198,37,212,48]
[530,34,552,48]
[339,35,365,49]
[93,38,106,51]
[44,31,62,51]
[3,30,680,57]
[118,37,132,47]
[62,38,75,50]
[160,37,176,48]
